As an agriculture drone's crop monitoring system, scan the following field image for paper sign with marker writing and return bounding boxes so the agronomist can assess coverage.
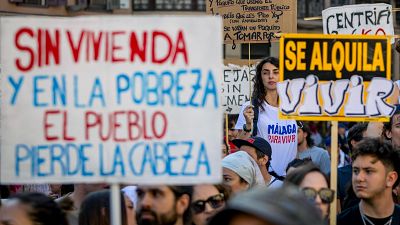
[0,16,223,184]
[322,3,394,43]
[278,33,395,122]
[206,0,297,44]
[221,64,256,114]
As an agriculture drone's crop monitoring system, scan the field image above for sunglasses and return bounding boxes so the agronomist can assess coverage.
[191,193,225,214]
[302,187,335,204]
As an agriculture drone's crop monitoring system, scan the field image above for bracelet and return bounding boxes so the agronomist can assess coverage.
[243,124,252,132]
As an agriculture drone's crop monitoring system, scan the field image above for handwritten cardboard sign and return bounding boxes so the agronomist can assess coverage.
[206,0,297,45]
[221,63,256,114]
[0,16,223,184]
[278,33,395,122]
[322,3,394,42]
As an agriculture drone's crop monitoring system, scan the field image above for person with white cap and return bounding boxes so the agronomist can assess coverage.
[222,151,265,194]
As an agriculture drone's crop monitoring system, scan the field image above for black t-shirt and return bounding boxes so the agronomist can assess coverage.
[337,204,400,225]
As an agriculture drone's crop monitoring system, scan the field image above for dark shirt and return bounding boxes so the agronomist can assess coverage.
[337,164,360,211]
[338,204,400,225]
[338,165,352,202]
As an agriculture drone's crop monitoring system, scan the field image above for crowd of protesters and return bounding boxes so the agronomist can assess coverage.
[1,52,400,225]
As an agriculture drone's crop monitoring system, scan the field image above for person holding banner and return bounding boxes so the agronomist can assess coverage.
[235,57,298,177]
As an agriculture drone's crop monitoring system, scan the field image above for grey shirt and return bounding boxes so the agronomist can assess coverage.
[298,146,331,174]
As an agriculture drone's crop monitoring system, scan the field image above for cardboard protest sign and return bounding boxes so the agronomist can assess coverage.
[278,33,395,122]
[206,0,297,44]
[0,16,223,184]
[221,63,256,114]
[322,3,394,42]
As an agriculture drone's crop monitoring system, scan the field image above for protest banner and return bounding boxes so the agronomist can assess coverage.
[0,16,223,184]
[206,0,297,45]
[322,3,394,42]
[221,63,256,114]
[278,33,395,122]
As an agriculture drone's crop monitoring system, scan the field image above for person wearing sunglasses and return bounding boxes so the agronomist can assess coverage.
[208,186,325,225]
[191,184,230,225]
[285,163,334,220]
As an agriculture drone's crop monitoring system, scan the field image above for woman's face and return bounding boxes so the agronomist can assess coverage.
[192,185,225,225]
[124,194,137,225]
[0,200,34,225]
[261,62,279,91]
[299,171,330,218]
[223,168,249,194]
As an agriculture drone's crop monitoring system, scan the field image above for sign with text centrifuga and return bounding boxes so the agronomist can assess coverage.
[0,16,223,184]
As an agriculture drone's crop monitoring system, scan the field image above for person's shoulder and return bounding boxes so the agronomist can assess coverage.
[338,164,352,174]
[310,146,328,154]
[338,204,359,222]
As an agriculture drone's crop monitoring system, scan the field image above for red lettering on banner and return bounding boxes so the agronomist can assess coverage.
[15,28,35,72]
[113,111,127,142]
[66,30,85,62]
[14,28,189,72]
[44,110,75,141]
[130,32,147,62]
[152,31,173,64]
[44,110,60,141]
[112,31,126,62]
[92,31,103,61]
[14,28,60,72]
[172,30,188,64]
[84,110,168,142]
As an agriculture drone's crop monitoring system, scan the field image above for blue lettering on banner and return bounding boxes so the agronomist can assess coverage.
[33,75,48,107]
[8,76,24,105]
[14,141,211,178]
[10,69,218,109]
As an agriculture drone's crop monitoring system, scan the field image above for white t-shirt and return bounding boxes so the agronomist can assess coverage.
[235,101,297,176]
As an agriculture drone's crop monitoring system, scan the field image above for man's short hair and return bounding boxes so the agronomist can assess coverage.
[352,138,400,187]
[347,123,368,152]
[169,186,193,225]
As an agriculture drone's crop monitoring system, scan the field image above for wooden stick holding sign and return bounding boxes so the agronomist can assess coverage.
[111,184,122,225]
[329,122,338,225]
[225,113,230,153]
[249,43,252,108]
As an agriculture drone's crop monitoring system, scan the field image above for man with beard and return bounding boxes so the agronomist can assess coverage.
[337,138,400,225]
[136,185,193,225]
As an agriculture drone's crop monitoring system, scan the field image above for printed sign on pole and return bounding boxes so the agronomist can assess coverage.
[322,3,394,42]
[278,33,395,122]
[0,16,223,184]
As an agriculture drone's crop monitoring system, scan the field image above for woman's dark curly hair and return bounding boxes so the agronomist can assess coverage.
[252,57,279,111]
